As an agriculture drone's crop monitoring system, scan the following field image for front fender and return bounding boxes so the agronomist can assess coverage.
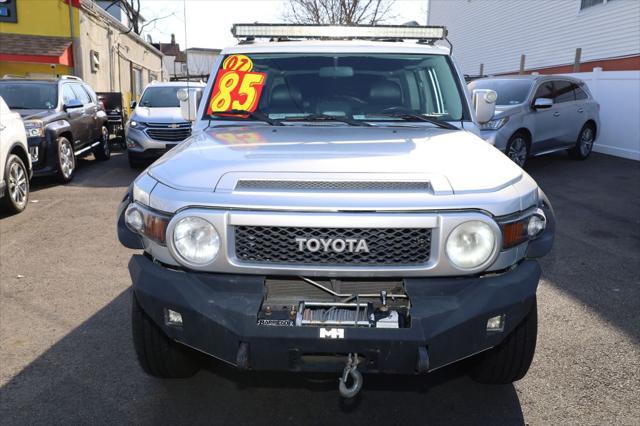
[526,188,555,258]
[116,184,144,249]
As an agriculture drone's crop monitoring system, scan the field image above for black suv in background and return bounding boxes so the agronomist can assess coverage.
[0,76,111,182]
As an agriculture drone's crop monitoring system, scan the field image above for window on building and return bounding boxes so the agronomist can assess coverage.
[131,67,143,98]
[554,81,575,103]
[149,71,158,83]
[581,0,604,9]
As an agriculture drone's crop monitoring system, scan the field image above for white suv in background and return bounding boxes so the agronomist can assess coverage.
[125,81,206,168]
[0,96,31,214]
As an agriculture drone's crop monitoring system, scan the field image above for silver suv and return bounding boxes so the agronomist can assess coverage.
[117,24,555,398]
[469,75,600,167]
[125,81,206,168]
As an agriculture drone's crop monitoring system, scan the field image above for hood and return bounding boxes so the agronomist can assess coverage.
[132,107,185,123]
[494,104,525,118]
[148,125,523,194]
[17,109,55,120]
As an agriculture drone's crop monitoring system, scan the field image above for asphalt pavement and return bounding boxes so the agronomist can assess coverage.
[0,150,638,425]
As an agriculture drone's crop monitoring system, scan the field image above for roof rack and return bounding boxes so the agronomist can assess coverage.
[231,23,447,44]
[60,75,82,81]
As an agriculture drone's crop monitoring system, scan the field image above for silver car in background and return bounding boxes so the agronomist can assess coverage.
[469,75,600,167]
[125,81,206,168]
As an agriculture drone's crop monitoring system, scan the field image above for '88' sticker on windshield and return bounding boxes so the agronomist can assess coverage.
[207,55,266,114]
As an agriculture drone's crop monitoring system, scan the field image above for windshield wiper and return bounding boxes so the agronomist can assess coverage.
[290,113,372,127]
[369,113,460,130]
[210,109,284,126]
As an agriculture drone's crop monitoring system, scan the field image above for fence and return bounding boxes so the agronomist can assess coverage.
[560,68,640,161]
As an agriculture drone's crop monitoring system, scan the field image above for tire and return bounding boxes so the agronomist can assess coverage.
[128,152,145,169]
[505,132,530,168]
[131,292,200,378]
[56,136,76,183]
[93,126,111,161]
[1,154,29,214]
[568,123,595,160]
[469,298,537,384]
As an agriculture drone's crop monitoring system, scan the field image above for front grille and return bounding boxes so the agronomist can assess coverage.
[145,122,191,142]
[235,180,431,192]
[235,226,431,266]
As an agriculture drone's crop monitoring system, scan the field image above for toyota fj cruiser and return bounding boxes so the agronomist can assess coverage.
[117,24,555,397]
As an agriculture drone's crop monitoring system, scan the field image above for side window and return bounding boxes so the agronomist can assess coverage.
[62,84,76,104]
[554,80,575,103]
[574,84,588,100]
[533,82,553,100]
[83,84,98,103]
[71,84,91,105]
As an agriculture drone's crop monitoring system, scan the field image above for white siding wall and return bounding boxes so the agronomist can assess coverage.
[561,69,640,160]
[428,0,640,75]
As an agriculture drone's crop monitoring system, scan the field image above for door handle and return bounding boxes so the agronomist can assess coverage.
[577,108,584,113]
[553,111,560,117]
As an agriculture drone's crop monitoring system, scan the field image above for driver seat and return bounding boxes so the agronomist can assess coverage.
[368,80,403,112]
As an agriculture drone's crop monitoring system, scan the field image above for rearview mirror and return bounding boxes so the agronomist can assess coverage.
[533,98,553,109]
[130,100,137,109]
[179,88,203,122]
[63,99,83,111]
[472,89,497,124]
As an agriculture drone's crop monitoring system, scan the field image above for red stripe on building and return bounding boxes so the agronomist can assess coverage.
[0,46,73,66]
[498,55,640,76]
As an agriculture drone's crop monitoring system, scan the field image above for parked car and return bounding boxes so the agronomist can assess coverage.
[468,75,600,167]
[0,96,31,214]
[125,81,206,168]
[96,91,127,147]
[0,76,111,183]
[117,24,555,398]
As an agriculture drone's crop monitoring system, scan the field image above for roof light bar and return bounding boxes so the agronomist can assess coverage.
[231,24,447,40]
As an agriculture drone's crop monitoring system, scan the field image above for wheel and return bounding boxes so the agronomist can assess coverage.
[128,153,145,169]
[505,132,530,168]
[1,154,29,214]
[568,123,595,160]
[469,298,537,384]
[56,136,75,183]
[93,126,111,161]
[131,292,200,378]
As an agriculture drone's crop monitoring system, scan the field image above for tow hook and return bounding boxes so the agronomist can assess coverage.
[338,353,363,398]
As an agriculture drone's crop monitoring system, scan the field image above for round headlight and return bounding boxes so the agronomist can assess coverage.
[125,204,144,232]
[172,216,220,265]
[446,221,497,269]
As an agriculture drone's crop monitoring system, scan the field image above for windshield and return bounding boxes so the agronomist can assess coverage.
[0,82,58,110]
[139,86,186,108]
[205,53,467,122]
[468,79,533,106]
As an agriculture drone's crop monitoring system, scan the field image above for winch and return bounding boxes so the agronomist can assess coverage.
[256,276,412,397]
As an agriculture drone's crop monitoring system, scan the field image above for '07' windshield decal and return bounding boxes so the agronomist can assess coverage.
[207,54,266,114]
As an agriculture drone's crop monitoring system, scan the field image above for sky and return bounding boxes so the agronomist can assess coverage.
[140,0,429,50]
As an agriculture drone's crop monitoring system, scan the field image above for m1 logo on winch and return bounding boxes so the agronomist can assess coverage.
[319,328,345,339]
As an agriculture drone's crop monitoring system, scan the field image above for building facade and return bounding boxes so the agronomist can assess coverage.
[428,0,640,76]
[0,0,164,109]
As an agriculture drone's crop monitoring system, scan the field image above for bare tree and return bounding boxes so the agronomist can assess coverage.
[104,0,174,35]
[283,0,396,25]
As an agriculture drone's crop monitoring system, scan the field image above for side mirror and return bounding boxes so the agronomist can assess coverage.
[533,98,553,109]
[178,88,203,122]
[472,89,497,124]
[130,100,137,109]
[63,99,83,111]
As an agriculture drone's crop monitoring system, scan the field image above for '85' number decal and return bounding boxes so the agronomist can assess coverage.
[207,55,266,114]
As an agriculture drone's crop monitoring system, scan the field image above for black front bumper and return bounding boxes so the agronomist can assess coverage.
[130,255,540,374]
